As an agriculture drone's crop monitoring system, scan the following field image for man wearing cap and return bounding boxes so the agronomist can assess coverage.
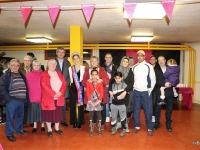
[132,50,156,136]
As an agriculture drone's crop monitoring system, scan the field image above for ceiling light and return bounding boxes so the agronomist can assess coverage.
[83,51,89,54]
[26,37,52,43]
[131,36,153,42]
[124,3,165,19]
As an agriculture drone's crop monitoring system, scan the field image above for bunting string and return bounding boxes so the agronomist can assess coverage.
[0,0,199,11]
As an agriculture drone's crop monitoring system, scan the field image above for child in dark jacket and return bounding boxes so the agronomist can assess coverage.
[109,71,127,137]
[86,69,104,136]
[159,59,180,105]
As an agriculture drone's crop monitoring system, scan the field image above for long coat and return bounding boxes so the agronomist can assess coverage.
[55,57,71,98]
[40,70,66,110]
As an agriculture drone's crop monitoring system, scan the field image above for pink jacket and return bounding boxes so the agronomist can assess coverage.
[26,70,42,103]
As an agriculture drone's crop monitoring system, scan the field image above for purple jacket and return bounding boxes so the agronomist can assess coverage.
[163,65,180,86]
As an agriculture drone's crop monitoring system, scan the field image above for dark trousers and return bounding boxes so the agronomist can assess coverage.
[133,90,154,130]
[23,106,28,125]
[6,99,24,136]
[61,98,67,123]
[155,95,173,126]
[93,104,106,125]
[152,90,157,116]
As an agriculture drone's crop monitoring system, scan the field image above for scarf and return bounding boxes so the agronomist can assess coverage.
[117,57,130,79]
[104,63,112,75]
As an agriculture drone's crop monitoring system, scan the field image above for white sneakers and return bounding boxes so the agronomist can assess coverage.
[105,117,110,123]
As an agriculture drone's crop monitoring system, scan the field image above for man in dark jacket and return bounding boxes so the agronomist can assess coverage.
[154,56,174,132]
[55,47,71,127]
[0,59,29,142]
[102,53,118,123]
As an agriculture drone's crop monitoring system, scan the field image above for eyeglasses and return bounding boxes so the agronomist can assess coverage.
[11,65,20,67]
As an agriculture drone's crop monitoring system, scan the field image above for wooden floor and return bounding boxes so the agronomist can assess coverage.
[0,101,200,150]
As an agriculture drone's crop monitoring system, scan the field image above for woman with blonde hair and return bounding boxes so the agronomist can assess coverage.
[69,52,85,129]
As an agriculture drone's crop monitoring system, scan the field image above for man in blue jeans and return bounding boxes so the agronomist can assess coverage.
[102,53,117,123]
[0,59,29,142]
[132,50,156,136]
[154,56,174,132]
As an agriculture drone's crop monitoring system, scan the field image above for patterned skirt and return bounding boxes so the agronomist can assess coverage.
[86,100,102,111]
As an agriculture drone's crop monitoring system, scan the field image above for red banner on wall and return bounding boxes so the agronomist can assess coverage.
[126,50,152,64]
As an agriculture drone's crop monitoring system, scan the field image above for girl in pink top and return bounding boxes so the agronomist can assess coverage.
[26,60,45,134]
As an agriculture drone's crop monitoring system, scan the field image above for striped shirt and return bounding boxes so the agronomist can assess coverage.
[9,72,26,101]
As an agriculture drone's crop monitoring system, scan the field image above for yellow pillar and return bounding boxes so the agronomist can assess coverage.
[70,26,83,65]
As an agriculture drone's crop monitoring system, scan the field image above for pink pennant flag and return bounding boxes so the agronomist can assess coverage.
[81,4,95,24]
[0,144,4,150]
[20,6,32,24]
[161,0,176,20]
[48,6,61,25]
[123,3,137,22]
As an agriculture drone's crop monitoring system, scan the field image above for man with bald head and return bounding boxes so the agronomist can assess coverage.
[154,56,174,132]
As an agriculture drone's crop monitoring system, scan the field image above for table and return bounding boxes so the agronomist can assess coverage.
[177,87,194,110]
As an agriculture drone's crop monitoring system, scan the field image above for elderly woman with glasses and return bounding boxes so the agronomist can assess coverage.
[26,60,45,134]
[40,59,66,137]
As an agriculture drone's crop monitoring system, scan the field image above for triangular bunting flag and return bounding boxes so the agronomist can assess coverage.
[81,4,95,24]
[20,6,32,24]
[123,3,137,22]
[161,0,176,20]
[48,6,60,25]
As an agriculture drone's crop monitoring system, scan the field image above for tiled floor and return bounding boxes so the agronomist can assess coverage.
[0,101,200,150]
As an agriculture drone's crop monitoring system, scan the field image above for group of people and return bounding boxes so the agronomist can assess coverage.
[0,48,180,142]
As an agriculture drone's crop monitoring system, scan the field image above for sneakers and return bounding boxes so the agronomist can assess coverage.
[166,125,172,132]
[116,122,122,130]
[120,129,126,137]
[0,119,5,125]
[148,130,153,136]
[105,117,110,123]
[157,99,166,105]
[126,124,130,133]
[111,127,117,135]
[132,128,140,134]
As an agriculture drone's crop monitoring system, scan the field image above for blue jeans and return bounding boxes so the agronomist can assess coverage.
[133,90,154,130]
[106,87,110,117]
[155,95,173,126]
[6,99,24,136]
